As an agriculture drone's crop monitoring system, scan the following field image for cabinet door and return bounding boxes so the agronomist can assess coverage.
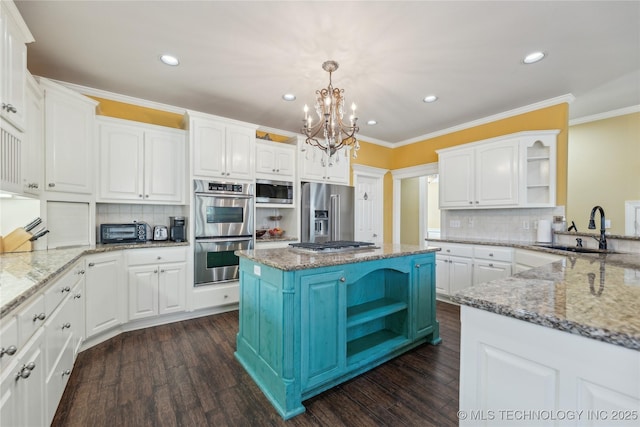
[128,266,159,320]
[44,85,95,194]
[0,120,22,193]
[22,75,44,195]
[413,255,436,339]
[85,253,123,338]
[435,255,450,295]
[300,270,346,390]
[98,121,144,201]
[449,256,474,294]
[1,15,27,130]
[226,124,255,180]
[15,329,46,427]
[192,119,225,177]
[475,140,519,206]
[324,151,350,184]
[255,144,276,175]
[144,129,185,202]
[439,150,474,208]
[299,147,327,182]
[473,260,512,286]
[274,145,295,178]
[158,262,186,315]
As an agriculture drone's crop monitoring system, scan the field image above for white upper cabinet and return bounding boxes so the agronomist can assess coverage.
[97,117,186,204]
[0,1,33,131]
[296,136,350,184]
[255,139,295,180]
[22,73,43,196]
[39,78,98,195]
[187,111,257,181]
[438,130,558,209]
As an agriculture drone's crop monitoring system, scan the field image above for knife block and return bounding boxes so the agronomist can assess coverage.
[0,228,34,253]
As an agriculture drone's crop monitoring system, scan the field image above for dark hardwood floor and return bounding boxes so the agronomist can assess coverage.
[52,301,460,427]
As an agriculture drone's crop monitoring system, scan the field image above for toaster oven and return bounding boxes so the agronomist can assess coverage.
[100,223,150,244]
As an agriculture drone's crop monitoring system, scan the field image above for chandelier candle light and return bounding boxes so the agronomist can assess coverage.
[302,60,360,162]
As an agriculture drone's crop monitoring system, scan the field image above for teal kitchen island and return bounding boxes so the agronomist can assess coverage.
[234,243,441,419]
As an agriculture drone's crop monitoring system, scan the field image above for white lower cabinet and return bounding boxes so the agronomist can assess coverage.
[435,243,473,295]
[85,252,124,338]
[514,249,565,273]
[127,247,187,320]
[472,245,513,285]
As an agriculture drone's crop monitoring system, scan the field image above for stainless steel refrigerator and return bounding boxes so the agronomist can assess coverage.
[301,181,354,243]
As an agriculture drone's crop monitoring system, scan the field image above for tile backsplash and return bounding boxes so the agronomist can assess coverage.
[441,206,565,242]
[96,203,188,230]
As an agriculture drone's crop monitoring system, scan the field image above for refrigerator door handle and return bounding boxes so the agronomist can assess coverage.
[330,194,340,241]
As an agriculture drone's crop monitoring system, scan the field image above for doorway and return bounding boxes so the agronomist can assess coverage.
[353,164,387,244]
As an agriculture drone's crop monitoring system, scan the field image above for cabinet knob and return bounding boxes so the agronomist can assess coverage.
[73,293,82,299]
[145,194,149,198]
[88,262,95,267]
[62,369,71,377]
[61,286,71,293]
[33,312,46,322]
[154,270,158,274]
[489,263,494,267]
[469,201,473,204]
[139,194,143,198]
[62,322,71,330]
[226,173,231,176]
[416,264,421,268]
[2,103,17,113]
[276,169,280,172]
[475,201,479,204]
[157,256,162,260]
[0,345,18,357]
[48,183,56,187]
[224,295,228,299]
[160,269,165,273]
[489,253,494,257]
[33,183,39,189]
[272,169,276,172]
[339,277,346,282]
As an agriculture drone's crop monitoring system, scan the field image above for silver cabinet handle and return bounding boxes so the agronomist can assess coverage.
[62,323,71,329]
[48,183,56,187]
[157,256,162,260]
[33,313,46,322]
[138,194,143,198]
[416,264,421,268]
[16,362,36,380]
[88,262,95,267]
[469,201,473,204]
[62,369,71,377]
[339,277,346,282]
[62,286,71,293]
[145,195,149,198]
[489,263,494,267]
[73,293,82,299]
[0,346,18,357]
[2,103,17,113]
[154,270,158,274]
[489,253,494,257]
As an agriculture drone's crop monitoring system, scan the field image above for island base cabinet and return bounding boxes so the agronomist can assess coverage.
[235,252,439,420]
[459,306,640,427]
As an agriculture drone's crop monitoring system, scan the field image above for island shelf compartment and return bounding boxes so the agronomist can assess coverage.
[345,269,410,364]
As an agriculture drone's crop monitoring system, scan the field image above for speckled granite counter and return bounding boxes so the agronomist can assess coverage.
[0,241,188,319]
[436,237,640,350]
[236,243,440,271]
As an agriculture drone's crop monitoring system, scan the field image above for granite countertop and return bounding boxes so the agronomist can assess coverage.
[442,249,640,351]
[255,235,299,243]
[236,243,440,271]
[0,241,188,319]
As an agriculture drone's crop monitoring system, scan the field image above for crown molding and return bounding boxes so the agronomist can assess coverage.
[569,105,640,126]
[395,93,576,148]
[351,164,389,177]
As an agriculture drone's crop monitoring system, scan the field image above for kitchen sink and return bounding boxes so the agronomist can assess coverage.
[534,244,612,254]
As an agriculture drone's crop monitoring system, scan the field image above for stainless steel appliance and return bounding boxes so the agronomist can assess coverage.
[255,178,294,205]
[153,225,168,241]
[301,182,354,243]
[169,216,187,242]
[193,180,254,286]
[100,223,150,244]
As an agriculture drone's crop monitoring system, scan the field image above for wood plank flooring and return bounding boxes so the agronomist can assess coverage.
[52,301,460,426]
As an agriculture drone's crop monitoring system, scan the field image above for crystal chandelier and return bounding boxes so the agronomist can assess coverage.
[302,60,360,161]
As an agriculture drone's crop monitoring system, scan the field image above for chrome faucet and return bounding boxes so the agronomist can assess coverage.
[588,205,607,250]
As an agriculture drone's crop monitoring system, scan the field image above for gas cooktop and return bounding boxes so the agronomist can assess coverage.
[289,241,378,253]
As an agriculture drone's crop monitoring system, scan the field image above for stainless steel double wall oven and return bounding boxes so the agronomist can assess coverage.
[193,180,254,287]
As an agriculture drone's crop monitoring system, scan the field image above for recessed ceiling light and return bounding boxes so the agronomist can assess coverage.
[423,95,438,103]
[523,51,545,64]
[367,120,377,125]
[159,54,179,66]
[282,93,296,101]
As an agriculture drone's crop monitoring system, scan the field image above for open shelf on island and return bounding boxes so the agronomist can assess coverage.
[347,298,407,328]
[347,330,409,364]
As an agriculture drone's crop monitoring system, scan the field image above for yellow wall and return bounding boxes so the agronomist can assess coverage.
[400,177,420,245]
[567,112,640,235]
[91,95,569,243]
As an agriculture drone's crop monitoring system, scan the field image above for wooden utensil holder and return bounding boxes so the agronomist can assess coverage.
[0,228,34,253]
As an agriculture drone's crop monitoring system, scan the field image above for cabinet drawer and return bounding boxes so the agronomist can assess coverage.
[44,262,83,314]
[44,334,74,425]
[437,243,473,258]
[44,295,74,378]
[17,295,46,348]
[0,316,19,370]
[473,245,513,262]
[127,247,186,266]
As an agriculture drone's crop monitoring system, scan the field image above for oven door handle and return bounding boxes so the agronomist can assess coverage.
[195,237,253,243]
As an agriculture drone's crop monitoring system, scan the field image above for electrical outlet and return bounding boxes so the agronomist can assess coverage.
[605,219,611,229]
[522,220,529,230]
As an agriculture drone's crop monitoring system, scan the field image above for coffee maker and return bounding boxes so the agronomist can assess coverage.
[169,216,187,242]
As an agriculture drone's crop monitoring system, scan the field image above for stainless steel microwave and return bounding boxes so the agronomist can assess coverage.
[255,179,293,204]
[100,223,149,244]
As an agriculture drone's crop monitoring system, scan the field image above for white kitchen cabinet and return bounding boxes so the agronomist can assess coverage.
[0,316,18,372]
[84,252,125,338]
[435,243,473,296]
[297,136,350,184]
[127,247,187,320]
[39,78,98,195]
[0,118,22,193]
[97,117,186,203]
[520,131,558,207]
[472,245,512,285]
[438,139,519,208]
[187,111,257,180]
[22,73,44,196]
[0,1,33,131]
[255,139,295,179]
[514,248,565,274]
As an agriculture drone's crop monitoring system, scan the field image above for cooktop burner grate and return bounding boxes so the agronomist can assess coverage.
[289,241,377,253]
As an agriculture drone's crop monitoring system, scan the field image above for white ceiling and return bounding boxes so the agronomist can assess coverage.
[15,1,640,144]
